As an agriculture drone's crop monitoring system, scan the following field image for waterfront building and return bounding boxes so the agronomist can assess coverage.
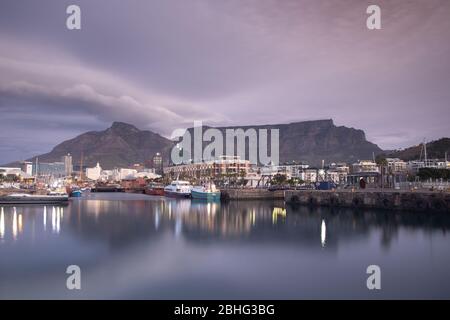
[98,170,113,182]
[300,169,318,183]
[386,158,408,173]
[152,153,164,175]
[33,162,66,178]
[349,160,380,187]
[86,162,102,181]
[276,164,310,179]
[112,168,138,181]
[20,161,33,176]
[407,159,449,174]
[62,153,73,176]
[326,163,349,185]
[164,155,251,180]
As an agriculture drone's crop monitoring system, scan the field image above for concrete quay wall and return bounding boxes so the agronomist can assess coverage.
[285,190,450,213]
[220,188,285,201]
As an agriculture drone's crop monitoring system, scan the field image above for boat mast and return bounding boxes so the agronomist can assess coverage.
[79,151,84,183]
[423,139,428,167]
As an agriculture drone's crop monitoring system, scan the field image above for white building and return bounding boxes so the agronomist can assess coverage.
[298,169,318,183]
[115,168,138,180]
[385,158,408,173]
[86,162,102,181]
[20,161,33,176]
[352,160,379,173]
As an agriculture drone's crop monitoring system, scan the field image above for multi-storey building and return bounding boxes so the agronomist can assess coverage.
[164,156,251,180]
[62,153,73,176]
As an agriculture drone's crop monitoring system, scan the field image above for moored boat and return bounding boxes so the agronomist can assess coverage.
[145,183,165,196]
[70,190,83,197]
[0,193,69,205]
[191,184,221,201]
[164,181,192,198]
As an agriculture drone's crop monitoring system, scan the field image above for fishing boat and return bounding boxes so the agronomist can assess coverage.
[0,193,69,205]
[164,181,192,198]
[70,189,83,197]
[191,183,221,201]
[65,186,83,197]
[145,182,165,196]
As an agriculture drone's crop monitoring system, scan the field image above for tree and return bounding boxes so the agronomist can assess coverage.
[272,174,287,185]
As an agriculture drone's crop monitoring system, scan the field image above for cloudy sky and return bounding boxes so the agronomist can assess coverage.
[1,0,449,164]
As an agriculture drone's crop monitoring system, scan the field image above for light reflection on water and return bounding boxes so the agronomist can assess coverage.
[0,192,450,299]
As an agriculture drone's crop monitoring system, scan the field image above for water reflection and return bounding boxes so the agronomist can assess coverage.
[0,207,4,239]
[0,196,449,250]
[0,205,66,240]
[12,207,17,240]
[321,219,326,248]
[1,193,450,299]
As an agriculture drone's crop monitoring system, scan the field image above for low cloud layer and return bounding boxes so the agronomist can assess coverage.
[1,0,449,164]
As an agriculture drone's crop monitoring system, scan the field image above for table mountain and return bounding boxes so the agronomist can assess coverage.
[18,119,382,169]
[183,119,382,166]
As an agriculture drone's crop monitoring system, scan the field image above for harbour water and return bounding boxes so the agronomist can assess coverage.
[1,193,450,299]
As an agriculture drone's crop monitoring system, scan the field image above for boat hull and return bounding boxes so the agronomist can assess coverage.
[191,190,221,201]
[70,190,83,197]
[145,188,165,196]
[164,190,191,198]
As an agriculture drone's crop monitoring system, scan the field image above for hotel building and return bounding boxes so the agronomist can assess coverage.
[164,155,252,180]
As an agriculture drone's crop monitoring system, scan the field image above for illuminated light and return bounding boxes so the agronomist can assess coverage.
[155,212,160,230]
[321,219,326,248]
[0,207,5,239]
[43,206,47,230]
[52,207,56,232]
[175,217,182,238]
[12,207,17,240]
[56,207,61,234]
[272,207,286,224]
[18,214,23,234]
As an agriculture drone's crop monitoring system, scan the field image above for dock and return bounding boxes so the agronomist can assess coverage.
[220,188,450,213]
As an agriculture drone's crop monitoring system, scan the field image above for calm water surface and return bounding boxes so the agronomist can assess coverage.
[1,192,450,299]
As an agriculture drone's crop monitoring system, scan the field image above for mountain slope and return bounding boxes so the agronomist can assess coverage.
[381,138,450,161]
[27,122,173,169]
[184,119,383,166]
[12,119,383,169]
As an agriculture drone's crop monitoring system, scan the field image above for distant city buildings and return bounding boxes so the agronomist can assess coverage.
[34,161,66,178]
[84,162,161,182]
[62,153,73,176]
[152,152,163,175]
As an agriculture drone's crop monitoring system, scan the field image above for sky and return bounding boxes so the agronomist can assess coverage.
[0,0,449,164]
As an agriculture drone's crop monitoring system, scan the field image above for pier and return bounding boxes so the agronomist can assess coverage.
[286,189,450,213]
[220,188,450,213]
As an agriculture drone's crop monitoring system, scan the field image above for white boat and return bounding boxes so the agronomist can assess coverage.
[191,183,221,201]
[164,181,192,198]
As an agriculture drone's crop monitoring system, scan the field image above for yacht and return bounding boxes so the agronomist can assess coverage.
[164,181,192,198]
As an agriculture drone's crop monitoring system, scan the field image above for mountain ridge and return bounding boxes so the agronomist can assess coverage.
[5,119,384,169]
